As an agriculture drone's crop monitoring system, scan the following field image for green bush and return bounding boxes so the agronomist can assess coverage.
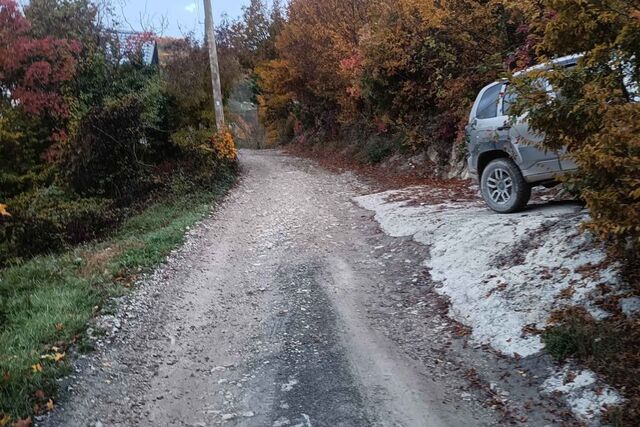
[543,307,640,426]
[61,96,153,203]
[0,187,120,264]
[364,138,395,165]
[170,128,238,186]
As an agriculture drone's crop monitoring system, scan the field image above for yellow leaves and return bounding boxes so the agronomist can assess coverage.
[30,390,55,415]
[210,130,238,161]
[255,57,304,144]
[399,0,447,28]
[0,413,34,427]
[171,128,236,161]
[30,350,66,375]
[0,414,11,427]
[41,351,66,363]
[0,415,33,427]
[0,204,10,217]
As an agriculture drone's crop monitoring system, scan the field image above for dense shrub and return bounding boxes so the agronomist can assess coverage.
[162,37,242,131]
[61,97,152,202]
[162,40,218,130]
[0,0,242,265]
[0,187,120,263]
[0,0,81,202]
[510,0,640,253]
[256,0,531,150]
[171,128,238,186]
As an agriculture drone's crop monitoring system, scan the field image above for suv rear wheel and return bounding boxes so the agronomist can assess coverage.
[481,158,531,213]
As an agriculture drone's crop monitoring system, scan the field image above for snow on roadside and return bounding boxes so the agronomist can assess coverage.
[354,187,623,423]
[355,189,617,357]
[542,368,622,423]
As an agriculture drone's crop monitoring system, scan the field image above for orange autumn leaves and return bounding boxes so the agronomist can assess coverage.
[256,0,533,147]
[210,130,238,161]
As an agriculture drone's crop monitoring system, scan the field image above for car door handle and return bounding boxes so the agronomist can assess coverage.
[497,124,511,131]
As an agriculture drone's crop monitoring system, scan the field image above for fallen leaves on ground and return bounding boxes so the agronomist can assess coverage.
[11,417,31,427]
[41,351,65,363]
[285,144,476,196]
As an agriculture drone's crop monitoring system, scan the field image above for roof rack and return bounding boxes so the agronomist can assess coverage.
[513,54,583,77]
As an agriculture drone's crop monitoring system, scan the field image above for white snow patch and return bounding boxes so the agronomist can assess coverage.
[355,187,624,424]
[543,368,623,424]
[356,190,618,357]
[620,296,640,318]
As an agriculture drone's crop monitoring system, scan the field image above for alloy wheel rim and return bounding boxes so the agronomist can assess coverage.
[486,167,514,204]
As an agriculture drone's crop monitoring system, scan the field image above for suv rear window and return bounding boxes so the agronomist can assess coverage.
[476,84,502,119]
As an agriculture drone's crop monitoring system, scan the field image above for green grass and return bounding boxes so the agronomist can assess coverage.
[0,176,234,421]
[543,316,620,361]
[543,307,640,426]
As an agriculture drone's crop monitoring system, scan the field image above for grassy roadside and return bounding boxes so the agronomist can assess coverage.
[0,174,235,422]
[543,292,640,425]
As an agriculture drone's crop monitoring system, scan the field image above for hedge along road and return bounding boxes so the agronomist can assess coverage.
[43,150,508,427]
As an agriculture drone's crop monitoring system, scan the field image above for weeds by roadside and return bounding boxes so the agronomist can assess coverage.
[544,269,640,427]
[0,172,235,423]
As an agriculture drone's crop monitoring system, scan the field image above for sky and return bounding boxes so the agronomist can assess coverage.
[118,0,250,38]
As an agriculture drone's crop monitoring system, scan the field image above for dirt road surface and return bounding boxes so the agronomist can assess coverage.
[43,150,568,427]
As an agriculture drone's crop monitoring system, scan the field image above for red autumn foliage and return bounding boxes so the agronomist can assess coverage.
[0,0,80,118]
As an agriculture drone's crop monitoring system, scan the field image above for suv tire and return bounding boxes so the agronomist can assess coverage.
[481,158,531,213]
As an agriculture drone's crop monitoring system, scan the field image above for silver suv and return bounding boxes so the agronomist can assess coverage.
[466,55,579,213]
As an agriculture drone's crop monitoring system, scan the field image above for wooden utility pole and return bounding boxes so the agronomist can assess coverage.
[203,0,225,130]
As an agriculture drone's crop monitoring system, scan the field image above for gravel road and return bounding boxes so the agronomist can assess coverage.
[43,150,568,427]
